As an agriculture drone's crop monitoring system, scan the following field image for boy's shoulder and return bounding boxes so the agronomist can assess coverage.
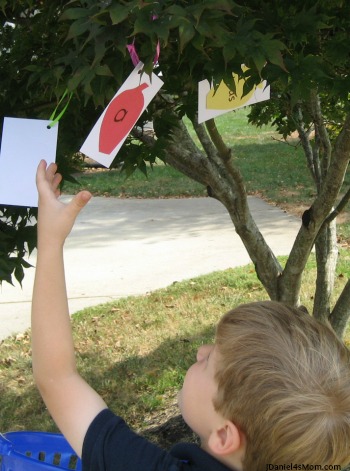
[83,409,236,471]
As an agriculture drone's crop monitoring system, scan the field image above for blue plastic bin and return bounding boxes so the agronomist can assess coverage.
[0,431,81,470]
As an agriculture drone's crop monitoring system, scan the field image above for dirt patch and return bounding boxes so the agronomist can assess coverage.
[289,130,315,140]
[142,414,199,449]
[135,400,199,448]
[278,202,308,219]
[278,201,350,224]
[250,190,349,224]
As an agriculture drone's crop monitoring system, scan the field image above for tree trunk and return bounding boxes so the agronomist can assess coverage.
[162,114,284,299]
[313,218,338,323]
[279,111,350,311]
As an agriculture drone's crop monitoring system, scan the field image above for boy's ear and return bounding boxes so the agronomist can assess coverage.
[207,420,242,456]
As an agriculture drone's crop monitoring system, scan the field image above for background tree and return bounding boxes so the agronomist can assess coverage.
[0,0,349,336]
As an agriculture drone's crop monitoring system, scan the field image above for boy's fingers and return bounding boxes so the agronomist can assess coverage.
[37,161,63,199]
[36,161,57,183]
[52,172,63,190]
[37,161,92,213]
[46,162,58,181]
[37,160,57,191]
[69,191,92,213]
[36,160,48,183]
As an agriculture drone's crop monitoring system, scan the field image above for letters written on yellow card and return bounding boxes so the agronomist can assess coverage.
[198,68,270,124]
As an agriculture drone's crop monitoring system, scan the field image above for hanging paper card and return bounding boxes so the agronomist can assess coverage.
[0,118,58,207]
[198,67,270,124]
[80,62,163,168]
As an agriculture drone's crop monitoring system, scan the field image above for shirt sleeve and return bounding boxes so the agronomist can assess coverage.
[82,409,185,471]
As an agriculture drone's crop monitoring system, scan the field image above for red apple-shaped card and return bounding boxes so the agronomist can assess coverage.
[80,62,163,167]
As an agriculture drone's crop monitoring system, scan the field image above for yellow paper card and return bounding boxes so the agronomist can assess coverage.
[198,66,270,123]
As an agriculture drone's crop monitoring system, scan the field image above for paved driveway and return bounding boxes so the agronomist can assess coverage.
[0,196,300,340]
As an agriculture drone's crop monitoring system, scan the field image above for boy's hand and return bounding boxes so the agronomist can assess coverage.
[36,160,92,246]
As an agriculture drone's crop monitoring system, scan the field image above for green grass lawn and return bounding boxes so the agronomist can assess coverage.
[1,258,349,435]
[63,165,207,198]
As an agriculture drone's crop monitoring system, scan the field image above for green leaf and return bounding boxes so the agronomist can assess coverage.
[264,39,287,72]
[14,263,24,286]
[178,21,195,52]
[60,7,89,21]
[95,64,113,77]
[67,66,91,91]
[166,4,187,19]
[138,159,148,177]
[108,4,130,25]
[222,72,237,94]
[23,225,37,255]
[0,0,7,15]
[222,44,236,66]
[251,50,267,76]
[65,18,90,41]
[0,257,15,285]
[151,21,170,44]
[24,64,43,72]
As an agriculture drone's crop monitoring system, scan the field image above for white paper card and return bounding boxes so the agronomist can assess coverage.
[80,62,163,168]
[198,70,270,123]
[0,117,58,207]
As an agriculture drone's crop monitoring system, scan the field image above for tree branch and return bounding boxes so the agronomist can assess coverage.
[131,127,157,148]
[310,91,332,171]
[192,118,224,171]
[329,279,350,338]
[322,186,350,227]
[205,118,232,161]
[312,112,350,222]
[162,117,216,187]
[202,118,247,198]
[292,103,319,185]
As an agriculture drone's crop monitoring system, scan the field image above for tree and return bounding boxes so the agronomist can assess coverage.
[0,0,100,283]
[0,0,349,337]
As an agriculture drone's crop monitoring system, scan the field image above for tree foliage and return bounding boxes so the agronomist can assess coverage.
[0,0,349,335]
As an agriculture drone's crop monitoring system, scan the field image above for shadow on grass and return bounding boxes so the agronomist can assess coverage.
[1,325,214,449]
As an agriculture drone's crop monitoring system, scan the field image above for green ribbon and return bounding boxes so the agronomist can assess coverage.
[47,89,73,128]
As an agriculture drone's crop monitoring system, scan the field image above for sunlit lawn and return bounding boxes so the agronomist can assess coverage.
[1,256,349,434]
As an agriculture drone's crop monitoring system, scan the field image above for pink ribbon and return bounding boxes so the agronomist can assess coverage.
[127,40,160,67]
[127,14,160,66]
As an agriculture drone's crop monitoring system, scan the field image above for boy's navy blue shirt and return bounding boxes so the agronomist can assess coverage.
[82,409,237,471]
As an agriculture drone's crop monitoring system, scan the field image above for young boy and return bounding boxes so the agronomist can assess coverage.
[32,160,350,471]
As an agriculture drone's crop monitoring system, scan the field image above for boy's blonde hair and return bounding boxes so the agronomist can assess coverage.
[213,301,350,471]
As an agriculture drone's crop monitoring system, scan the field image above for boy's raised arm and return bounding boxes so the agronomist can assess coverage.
[31,160,107,457]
